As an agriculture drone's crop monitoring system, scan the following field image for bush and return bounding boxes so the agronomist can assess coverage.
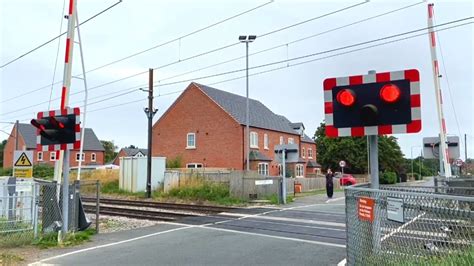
[380,171,397,184]
[0,167,12,176]
[166,155,183,168]
[33,164,55,179]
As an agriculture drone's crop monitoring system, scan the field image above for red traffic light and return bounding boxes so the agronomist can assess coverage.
[336,89,356,107]
[380,84,401,103]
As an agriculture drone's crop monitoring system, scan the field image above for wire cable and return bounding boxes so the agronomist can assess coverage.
[2,18,471,120]
[0,0,123,69]
[0,0,365,104]
[48,0,67,110]
[434,16,464,148]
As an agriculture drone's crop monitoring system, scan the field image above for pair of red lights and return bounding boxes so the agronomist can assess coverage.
[336,84,401,107]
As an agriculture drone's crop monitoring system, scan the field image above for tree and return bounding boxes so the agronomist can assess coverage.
[314,122,405,174]
[0,139,7,167]
[100,140,118,163]
[127,145,137,149]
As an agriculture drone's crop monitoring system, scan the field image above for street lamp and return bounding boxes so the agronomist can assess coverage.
[239,35,256,172]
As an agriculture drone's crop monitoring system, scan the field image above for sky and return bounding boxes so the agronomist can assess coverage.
[1,0,473,160]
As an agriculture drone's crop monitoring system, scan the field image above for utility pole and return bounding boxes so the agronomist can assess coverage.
[143,68,157,198]
[465,133,468,161]
[15,120,19,150]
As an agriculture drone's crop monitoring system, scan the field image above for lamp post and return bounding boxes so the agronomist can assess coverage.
[239,35,256,172]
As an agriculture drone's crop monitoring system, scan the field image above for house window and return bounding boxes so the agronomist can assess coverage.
[50,152,57,161]
[250,132,258,148]
[308,148,313,159]
[186,163,203,168]
[264,134,269,150]
[295,164,304,177]
[278,164,283,176]
[288,138,294,144]
[258,163,269,176]
[135,153,144,158]
[302,148,305,158]
[187,133,196,149]
[37,152,43,161]
[91,153,96,162]
[279,136,284,145]
[76,152,85,162]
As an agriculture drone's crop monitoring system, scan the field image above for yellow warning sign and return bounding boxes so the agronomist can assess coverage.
[13,168,33,178]
[14,152,33,167]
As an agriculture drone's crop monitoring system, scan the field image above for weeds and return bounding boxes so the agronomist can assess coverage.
[32,228,96,249]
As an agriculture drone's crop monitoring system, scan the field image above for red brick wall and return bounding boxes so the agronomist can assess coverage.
[301,141,318,173]
[2,125,26,168]
[152,83,243,169]
[112,149,128,166]
[33,150,104,167]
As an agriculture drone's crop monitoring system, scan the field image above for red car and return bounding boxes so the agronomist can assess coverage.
[337,174,357,186]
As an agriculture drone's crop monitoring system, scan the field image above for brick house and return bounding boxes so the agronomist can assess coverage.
[112,148,148,165]
[3,123,105,168]
[152,82,320,177]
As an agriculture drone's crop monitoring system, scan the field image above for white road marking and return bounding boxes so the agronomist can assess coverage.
[197,225,346,248]
[28,226,193,265]
[32,200,348,264]
[226,216,346,231]
[337,258,347,266]
[380,212,425,242]
[325,197,345,203]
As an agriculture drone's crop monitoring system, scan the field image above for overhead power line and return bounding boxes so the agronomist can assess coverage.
[3,18,471,122]
[0,0,274,103]
[0,0,366,104]
[0,0,123,69]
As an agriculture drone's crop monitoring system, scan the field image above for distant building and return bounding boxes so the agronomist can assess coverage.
[152,82,320,177]
[3,123,105,168]
[112,148,148,166]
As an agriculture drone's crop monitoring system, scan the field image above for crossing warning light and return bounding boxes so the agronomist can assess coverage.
[31,107,81,151]
[323,69,421,137]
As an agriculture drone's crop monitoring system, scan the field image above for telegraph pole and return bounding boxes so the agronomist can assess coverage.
[143,68,157,198]
[15,120,19,150]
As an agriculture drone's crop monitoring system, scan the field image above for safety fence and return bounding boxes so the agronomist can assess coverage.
[0,178,99,247]
[345,184,473,265]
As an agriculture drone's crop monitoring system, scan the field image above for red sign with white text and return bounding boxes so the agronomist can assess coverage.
[358,197,375,222]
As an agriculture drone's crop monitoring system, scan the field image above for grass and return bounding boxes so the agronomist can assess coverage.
[0,253,24,264]
[266,194,294,205]
[163,182,244,206]
[32,228,96,249]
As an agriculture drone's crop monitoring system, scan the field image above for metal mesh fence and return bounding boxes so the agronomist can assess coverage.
[345,185,473,265]
[0,178,99,247]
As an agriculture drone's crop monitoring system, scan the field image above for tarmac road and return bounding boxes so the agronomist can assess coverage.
[30,192,347,266]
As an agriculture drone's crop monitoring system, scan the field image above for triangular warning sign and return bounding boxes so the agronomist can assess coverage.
[14,152,32,167]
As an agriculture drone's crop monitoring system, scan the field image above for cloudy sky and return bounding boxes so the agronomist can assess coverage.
[1,0,473,160]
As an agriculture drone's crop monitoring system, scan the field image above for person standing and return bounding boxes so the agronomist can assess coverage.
[326,168,335,199]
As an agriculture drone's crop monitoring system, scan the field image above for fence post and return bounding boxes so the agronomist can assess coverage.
[96,180,100,234]
[33,182,39,239]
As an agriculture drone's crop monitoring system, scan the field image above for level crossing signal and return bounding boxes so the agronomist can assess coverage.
[31,107,81,151]
[323,69,421,137]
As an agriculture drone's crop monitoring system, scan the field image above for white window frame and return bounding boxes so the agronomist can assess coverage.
[302,148,305,158]
[279,136,284,145]
[91,153,96,162]
[288,138,294,144]
[264,134,269,150]
[250,132,259,148]
[308,148,313,159]
[295,164,304,177]
[186,163,203,168]
[278,164,283,177]
[76,152,85,162]
[186,133,196,149]
[50,152,56,161]
[37,152,43,161]
[258,163,269,176]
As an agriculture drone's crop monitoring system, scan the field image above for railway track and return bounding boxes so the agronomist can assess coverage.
[82,197,235,214]
[82,205,191,221]
[81,197,236,221]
